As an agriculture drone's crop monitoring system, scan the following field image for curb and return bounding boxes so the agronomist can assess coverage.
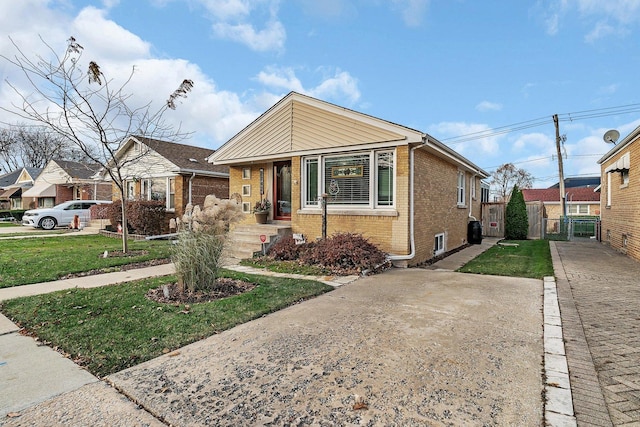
[544,275,577,426]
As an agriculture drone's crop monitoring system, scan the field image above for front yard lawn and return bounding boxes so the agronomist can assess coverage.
[0,270,333,377]
[0,235,172,288]
[457,239,553,279]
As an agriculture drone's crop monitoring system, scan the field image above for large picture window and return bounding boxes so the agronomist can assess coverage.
[150,177,176,211]
[303,150,395,209]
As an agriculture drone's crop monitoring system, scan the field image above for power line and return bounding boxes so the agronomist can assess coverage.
[439,102,639,145]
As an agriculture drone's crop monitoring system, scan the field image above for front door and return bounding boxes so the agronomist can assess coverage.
[274,161,291,220]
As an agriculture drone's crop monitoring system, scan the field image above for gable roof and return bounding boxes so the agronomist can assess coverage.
[0,167,42,188]
[522,187,600,203]
[115,136,228,177]
[208,92,489,177]
[53,159,101,180]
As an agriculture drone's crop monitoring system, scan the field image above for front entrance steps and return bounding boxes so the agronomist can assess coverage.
[225,222,292,263]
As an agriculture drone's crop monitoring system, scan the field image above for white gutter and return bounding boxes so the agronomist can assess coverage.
[388,137,427,263]
[469,173,477,221]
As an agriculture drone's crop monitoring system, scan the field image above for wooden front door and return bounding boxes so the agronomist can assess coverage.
[274,161,291,220]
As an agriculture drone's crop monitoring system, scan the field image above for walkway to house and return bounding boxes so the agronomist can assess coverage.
[552,239,640,426]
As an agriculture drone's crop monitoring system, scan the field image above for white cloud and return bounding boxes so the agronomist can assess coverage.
[213,20,285,52]
[391,0,430,27]
[476,101,502,112]
[540,0,640,41]
[256,66,360,106]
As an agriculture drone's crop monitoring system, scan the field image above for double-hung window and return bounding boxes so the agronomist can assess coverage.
[302,150,395,209]
[457,171,466,206]
[150,177,176,211]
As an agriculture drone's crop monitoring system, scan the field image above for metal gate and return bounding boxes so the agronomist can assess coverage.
[543,217,600,241]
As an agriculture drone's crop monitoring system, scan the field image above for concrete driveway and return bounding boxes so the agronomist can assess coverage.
[100,269,544,426]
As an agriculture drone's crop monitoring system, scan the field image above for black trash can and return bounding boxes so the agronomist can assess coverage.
[467,220,482,244]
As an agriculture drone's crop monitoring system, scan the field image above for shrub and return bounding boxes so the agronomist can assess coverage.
[505,185,528,240]
[104,200,166,235]
[269,235,303,261]
[299,232,387,275]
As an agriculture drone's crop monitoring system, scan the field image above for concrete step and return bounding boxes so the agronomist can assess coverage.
[225,222,292,260]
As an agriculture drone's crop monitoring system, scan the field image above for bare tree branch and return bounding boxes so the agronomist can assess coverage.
[1,35,195,252]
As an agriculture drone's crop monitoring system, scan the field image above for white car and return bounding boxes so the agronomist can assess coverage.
[22,200,112,230]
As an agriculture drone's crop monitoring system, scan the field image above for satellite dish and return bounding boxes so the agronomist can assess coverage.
[603,129,620,144]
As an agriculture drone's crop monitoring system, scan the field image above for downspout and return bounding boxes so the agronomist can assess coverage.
[468,173,477,221]
[388,137,428,264]
[188,172,195,205]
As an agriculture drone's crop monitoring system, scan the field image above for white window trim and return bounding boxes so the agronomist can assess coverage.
[242,185,251,197]
[457,171,466,206]
[242,202,251,213]
[435,233,445,256]
[301,149,396,211]
[607,172,612,207]
[242,168,251,179]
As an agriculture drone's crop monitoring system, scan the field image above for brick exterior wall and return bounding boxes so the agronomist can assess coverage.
[600,140,640,262]
[111,174,230,221]
[413,149,483,265]
[55,185,73,205]
[229,146,483,266]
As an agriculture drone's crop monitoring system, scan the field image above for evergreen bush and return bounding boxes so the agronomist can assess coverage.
[505,185,529,240]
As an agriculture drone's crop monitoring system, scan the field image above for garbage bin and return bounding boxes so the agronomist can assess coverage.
[467,220,482,244]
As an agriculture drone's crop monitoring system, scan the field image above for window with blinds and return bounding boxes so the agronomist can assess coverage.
[302,149,395,209]
[324,154,370,205]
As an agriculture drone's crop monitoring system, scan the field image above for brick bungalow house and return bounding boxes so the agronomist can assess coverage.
[98,136,229,219]
[21,160,111,209]
[598,124,640,261]
[207,92,489,266]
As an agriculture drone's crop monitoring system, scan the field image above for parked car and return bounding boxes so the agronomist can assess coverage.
[22,200,112,230]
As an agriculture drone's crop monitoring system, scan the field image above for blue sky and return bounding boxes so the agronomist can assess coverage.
[1,0,640,189]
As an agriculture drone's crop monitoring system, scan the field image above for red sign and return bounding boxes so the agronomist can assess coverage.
[260,234,267,243]
[490,222,498,227]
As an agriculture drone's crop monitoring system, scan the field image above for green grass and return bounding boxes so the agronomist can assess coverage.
[0,270,333,377]
[0,235,172,288]
[0,222,21,228]
[240,257,329,276]
[457,239,553,279]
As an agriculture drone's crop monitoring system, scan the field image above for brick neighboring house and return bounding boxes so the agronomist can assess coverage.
[598,125,640,261]
[522,187,601,218]
[207,92,489,266]
[522,187,600,235]
[98,136,229,219]
[0,167,41,210]
[21,160,111,209]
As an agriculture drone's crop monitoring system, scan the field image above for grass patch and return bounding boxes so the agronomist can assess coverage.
[0,222,21,228]
[0,235,172,288]
[457,239,553,279]
[0,270,332,377]
[240,257,330,276]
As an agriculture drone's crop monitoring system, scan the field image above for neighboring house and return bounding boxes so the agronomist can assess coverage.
[598,125,640,261]
[0,167,41,210]
[207,92,489,266]
[547,176,600,189]
[22,160,111,209]
[522,187,601,219]
[98,136,229,219]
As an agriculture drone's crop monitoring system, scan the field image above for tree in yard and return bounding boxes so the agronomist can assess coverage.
[0,124,91,172]
[490,163,534,201]
[505,185,528,240]
[1,36,194,252]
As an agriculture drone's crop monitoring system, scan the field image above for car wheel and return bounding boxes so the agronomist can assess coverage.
[39,217,57,230]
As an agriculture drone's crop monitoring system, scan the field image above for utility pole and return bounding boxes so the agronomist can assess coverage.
[553,114,566,218]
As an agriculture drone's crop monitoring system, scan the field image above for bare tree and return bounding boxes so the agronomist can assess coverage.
[489,163,534,201]
[0,124,90,172]
[1,36,194,252]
